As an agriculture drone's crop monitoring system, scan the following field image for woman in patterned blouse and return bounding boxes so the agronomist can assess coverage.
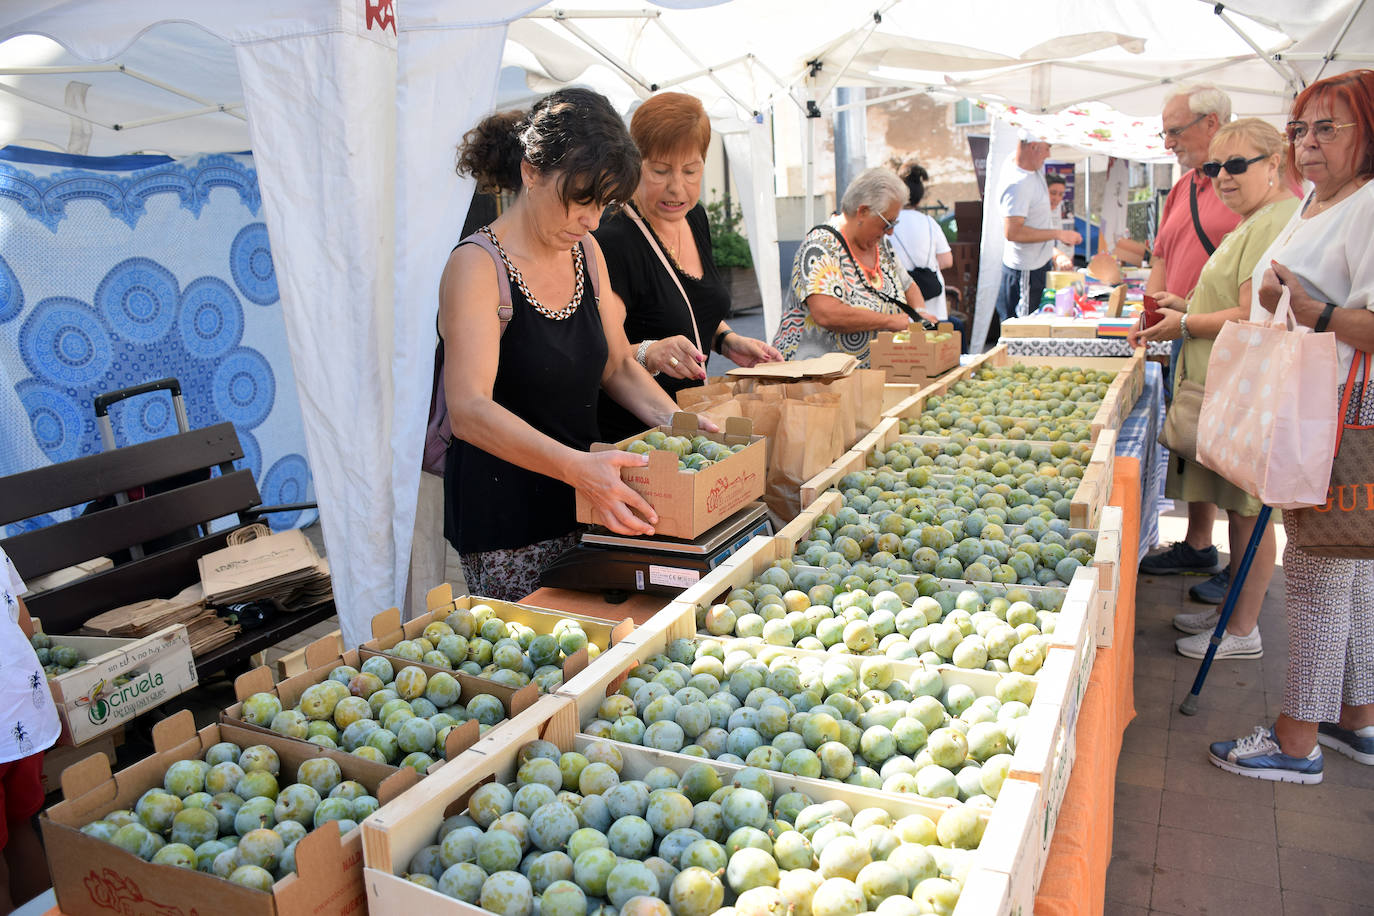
[772,167,937,366]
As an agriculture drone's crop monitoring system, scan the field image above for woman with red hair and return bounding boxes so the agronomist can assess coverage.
[1209,69,1374,784]
[595,92,781,442]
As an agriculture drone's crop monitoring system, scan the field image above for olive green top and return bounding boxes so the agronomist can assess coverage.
[1178,197,1300,386]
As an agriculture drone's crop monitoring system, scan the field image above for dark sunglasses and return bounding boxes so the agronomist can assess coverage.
[1200,154,1267,177]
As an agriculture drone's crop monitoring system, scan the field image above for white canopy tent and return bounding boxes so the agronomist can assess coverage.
[1,0,1369,646]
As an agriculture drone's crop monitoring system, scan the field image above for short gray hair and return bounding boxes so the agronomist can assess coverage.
[840,167,908,217]
[1166,83,1232,123]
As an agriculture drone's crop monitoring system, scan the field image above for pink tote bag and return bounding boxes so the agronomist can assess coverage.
[1196,287,1340,510]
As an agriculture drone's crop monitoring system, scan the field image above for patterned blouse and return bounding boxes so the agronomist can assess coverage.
[771,221,913,367]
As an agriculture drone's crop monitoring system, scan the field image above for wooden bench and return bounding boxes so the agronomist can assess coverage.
[0,420,336,680]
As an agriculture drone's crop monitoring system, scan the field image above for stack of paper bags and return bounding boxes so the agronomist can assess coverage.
[197,528,333,610]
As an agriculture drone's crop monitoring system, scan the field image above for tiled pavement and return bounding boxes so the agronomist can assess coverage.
[1108,509,1374,915]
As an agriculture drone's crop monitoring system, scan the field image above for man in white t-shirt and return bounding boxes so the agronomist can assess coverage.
[0,547,60,910]
[994,130,1082,320]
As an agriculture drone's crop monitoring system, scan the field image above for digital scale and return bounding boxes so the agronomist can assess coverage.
[538,502,772,600]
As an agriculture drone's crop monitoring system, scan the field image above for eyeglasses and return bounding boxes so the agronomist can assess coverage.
[1158,113,1206,141]
[1200,154,1268,177]
[1285,120,1358,144]
[874,210,896,233]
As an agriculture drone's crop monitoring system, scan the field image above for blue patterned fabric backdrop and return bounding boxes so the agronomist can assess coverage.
[0,147,317,535]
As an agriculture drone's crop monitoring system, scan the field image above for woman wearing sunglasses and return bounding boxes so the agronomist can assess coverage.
[1208,70,1374,784]
[1132,118,1298,663]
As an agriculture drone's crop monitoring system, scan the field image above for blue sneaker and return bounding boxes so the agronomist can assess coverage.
[1189,568,1231,604]
[1317,722,1374,764]
[1209,725,1323,784]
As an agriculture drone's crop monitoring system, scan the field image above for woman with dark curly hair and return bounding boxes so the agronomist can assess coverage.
[439,88,688,600]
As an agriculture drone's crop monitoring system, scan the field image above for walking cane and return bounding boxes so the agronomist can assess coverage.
[1179,504,1273,715]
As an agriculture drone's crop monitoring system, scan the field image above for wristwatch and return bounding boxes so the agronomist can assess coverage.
[1179,313,1191,342]
[1315,303,1337,333]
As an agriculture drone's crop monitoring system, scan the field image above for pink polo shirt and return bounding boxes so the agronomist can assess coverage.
[1153,169,1242,297]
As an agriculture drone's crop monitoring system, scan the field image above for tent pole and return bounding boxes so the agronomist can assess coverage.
[554,19,654,91]
[651,27,756,116]
[804,105,816,229]
[1211,5,1302,94]
[1314,0,1368,82]
[823,85,930,114]
[1084,155,1092,255]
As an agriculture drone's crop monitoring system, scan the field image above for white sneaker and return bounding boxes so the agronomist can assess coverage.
[1173,607,1221,635]
[1176,626,1263,659]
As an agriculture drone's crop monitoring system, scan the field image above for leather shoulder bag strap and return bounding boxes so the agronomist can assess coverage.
[811,223,922,323]
[624,204,703,353]
[1188,178,1217,257]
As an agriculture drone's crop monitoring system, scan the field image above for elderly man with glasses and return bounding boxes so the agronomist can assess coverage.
[994,129,1082,324]
[1136,83,1242,602]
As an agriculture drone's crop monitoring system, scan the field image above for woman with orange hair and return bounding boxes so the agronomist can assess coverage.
[1208,70,1374,784]
[595,92,781,442]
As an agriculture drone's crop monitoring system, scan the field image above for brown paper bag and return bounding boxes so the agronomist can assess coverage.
[197,528,320,605]
[676,382,738,410]
[767,397,844,523]
[855,369,886,436]
[785,377,859,448]
[696,397,743,429]
[737,396,783,466]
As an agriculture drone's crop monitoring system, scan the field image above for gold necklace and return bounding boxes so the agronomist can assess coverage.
[638,202,700,279]
[1308,177,1359,216]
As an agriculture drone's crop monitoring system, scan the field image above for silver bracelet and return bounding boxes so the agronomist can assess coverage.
[636,339,658,375]
[1179,313,1190,342]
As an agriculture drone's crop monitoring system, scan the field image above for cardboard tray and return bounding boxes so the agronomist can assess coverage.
[868,322,962,381]
[725,351,857,380]
[360,588,634,693]
[222,633,539,775]
[42,710,418,916]
[798,425,1114,532]
[361,693,1025,916]
[576,413,766,540]
[42,624,198,746]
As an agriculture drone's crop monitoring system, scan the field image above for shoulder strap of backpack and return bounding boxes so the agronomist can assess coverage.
[457,229,515,336]
[581,238,601,304]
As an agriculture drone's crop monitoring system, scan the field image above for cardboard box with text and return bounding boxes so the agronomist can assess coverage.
[575,413,765,540]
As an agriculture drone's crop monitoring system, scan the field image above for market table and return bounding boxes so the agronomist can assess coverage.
[1032,455,1139,916]
[1002,335,1171,359]
[1112,361,1166,559]
[523,458,1143,915]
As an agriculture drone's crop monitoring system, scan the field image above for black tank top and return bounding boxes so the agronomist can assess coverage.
[444,241,608,553]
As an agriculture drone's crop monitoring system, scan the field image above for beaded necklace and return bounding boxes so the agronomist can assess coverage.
[480,226,585,320]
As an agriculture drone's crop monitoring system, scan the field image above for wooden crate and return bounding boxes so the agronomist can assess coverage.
[361,693,576,916]
[45,711,417,916]
[362,591,634,692]
[975,777,1042,915]
[795,430,1114,554]
[362,692,1025,916]
[1088,504,1125,647]
[222,633,538,775]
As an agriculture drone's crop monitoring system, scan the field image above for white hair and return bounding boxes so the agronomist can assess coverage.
[840,167,908,217]
[1166,83,1233,123]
